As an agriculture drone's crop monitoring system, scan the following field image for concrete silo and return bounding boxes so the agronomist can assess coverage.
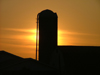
[36,9,58,64]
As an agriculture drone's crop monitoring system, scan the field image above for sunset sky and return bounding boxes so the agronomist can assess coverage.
[1,0,100,59]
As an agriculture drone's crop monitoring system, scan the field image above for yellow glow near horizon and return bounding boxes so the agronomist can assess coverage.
[11,29,37,43]
[27,29,36,42]
[23,29,39,43]
[25,29,66,45]
[9,28,68,46]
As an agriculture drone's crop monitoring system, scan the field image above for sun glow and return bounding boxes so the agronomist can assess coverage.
[24,29,39,43]
[25,29,66,45]
[26,29,36,42]
[8,28,67,46]
[58,30,67,45]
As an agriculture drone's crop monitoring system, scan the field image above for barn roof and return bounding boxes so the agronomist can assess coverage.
[0,50,57,71]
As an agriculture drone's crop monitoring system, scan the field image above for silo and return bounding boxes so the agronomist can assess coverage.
[36,9,58,64]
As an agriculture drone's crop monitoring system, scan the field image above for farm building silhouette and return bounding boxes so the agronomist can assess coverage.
[0,9,100,75]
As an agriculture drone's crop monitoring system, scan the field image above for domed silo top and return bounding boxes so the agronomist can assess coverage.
[38,9,57,18]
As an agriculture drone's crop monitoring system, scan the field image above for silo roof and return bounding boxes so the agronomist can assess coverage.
[40,9,53,13]
[38,9,57,18]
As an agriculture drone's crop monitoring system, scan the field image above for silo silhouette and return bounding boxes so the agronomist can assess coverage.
[36,9,58,64]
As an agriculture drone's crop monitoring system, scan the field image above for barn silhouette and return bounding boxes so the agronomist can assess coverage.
[0,9,100,75]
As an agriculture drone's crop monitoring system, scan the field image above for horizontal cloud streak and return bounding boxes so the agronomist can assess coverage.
[58,30,100,36]
[1,28,36,34]
[58,30,100,46]
[2,28,100,36]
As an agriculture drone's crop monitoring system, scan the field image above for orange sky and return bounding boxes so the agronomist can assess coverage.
[1,0,100,59]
